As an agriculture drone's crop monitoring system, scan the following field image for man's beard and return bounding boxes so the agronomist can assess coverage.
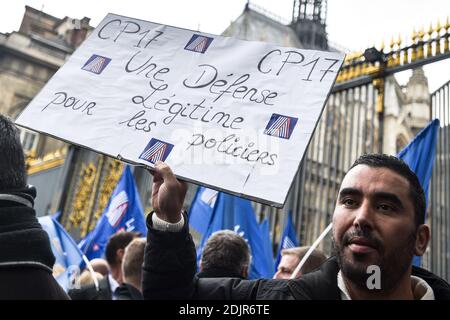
[332,228,416,292]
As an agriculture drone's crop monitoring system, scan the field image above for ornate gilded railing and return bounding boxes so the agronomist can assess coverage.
[335,18,450,85]
[66,161,98,235]
[26,147,67,175]
[65,157,124,237]
[87,160,124,233]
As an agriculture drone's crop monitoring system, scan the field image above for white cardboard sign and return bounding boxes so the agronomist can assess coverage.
[16,13,345,207]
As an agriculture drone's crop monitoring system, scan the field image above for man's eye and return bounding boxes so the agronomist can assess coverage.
[378,204,394,211]
[343,199,356,206]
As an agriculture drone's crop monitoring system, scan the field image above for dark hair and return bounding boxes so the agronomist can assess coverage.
[350,153,426,227]
[0,115,27,191]
[201,230,251,276]
[104,231,140,266]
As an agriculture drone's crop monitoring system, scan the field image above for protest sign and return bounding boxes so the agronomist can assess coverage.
[15,13,345,207]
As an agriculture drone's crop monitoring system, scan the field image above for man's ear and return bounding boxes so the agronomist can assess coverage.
[199,260,203,272]
[116,248,125,265]
[414,224,430,256]
[241,265,249,279]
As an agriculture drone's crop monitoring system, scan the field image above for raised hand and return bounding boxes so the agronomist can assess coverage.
[151,161,187,223]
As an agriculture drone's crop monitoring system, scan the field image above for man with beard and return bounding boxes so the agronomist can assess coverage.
[142,155,450,300]
[331,155,432,299]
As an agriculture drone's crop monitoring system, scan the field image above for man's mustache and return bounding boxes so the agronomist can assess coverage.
[342,229,382,250]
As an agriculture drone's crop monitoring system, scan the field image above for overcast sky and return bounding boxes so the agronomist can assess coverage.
[1,0,449,91]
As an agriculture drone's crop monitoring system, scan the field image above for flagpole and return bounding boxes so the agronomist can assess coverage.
[290,222,332,279]
[82,254,100,291]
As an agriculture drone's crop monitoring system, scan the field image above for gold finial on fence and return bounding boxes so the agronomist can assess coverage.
[428,22,434,38]
[396,34,403,65]
[426,23,434,57]
[361,61,369,75]
[436,19,442,54]
[380,40,385,53]
[436,19,443,33]
[387,36,400,67]
[389,36,395,51]
[344,53,353,65]
[396,34,402,47]
[418,26,425,40]
[411,28,418,62]
[444,17,450,53]
[417,27,425,59]
[340,67,348,82]
[347,65,355,79]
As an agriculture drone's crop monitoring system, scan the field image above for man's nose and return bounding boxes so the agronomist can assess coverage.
[353,200,374,231]
[273,270,282,279]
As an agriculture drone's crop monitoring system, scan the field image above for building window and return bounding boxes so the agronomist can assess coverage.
[19,128,39,153]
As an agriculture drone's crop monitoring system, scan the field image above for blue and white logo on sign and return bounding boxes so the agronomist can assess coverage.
[81,54,111,74]
[184,34,214,54]
[139,138,174,164]
[263,114,298,140]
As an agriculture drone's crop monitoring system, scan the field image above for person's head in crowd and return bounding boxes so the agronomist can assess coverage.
[274,246,327,279]
[105,231,140,284]
[199,230,251,279]
[122,238,146,292]
[0,115,69,299]
[0,114,26,192]
[332,153,430,298]
[90,258,109,276]
[78,270,104,286]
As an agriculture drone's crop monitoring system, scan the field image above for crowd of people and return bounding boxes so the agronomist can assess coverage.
[1,113,450,300]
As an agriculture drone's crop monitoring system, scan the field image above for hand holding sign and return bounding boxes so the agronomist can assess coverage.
[15,13,344,207]
[151,161,187,223]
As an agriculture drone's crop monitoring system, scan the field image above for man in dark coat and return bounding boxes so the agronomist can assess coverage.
[68,231,140,300]
[142,156,450,300]
[0,114,68,300]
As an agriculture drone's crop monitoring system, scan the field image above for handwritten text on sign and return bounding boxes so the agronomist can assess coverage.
[16,14,345,207]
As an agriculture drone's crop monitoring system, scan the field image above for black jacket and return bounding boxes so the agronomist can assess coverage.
[116,283,143,300]
[0,201,69,300]
[68,276,113,300]
[197,267,246,279]
[142,213,450,300]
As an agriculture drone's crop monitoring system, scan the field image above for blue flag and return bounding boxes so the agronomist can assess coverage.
[79,166,147,260]
[274,211,299,271]
[259,218,275,277]
[397,119,439,206]
[195,190,273,279]
[189,187,217,236]
[397,119,439,266]
[39,214,84,291]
